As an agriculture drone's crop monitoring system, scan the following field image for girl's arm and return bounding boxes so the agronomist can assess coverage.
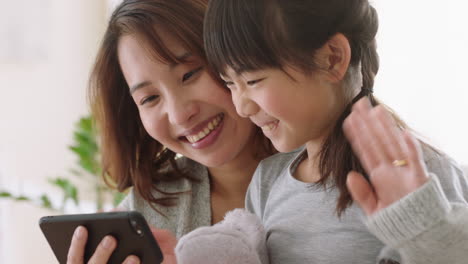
[368,174,468,264]
[343,97,468,264]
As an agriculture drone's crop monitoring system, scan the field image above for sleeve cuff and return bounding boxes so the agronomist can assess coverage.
[366,174,451,248]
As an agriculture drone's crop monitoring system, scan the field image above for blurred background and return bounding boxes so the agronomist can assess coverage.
[0,0,467,263]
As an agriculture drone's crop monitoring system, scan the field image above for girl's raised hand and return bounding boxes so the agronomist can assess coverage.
[343,97,429,216]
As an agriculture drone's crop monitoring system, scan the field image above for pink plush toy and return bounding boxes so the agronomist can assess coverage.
[175,209,268,264]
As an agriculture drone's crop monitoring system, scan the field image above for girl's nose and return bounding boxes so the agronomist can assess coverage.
[233,92,259,118]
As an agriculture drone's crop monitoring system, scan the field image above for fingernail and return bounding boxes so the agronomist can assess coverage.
[124,256,139,264]
[102,236,115,249]
[74,226,85,240]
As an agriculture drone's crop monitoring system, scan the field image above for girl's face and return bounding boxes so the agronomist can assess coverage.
[117,32,257,168]
[222,65,345,153]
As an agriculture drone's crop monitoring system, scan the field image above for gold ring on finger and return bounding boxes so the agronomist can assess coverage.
[392,159,408,167]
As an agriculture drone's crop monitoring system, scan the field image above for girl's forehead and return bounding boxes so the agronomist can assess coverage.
[222,67,275,82]
[221,66,238,78]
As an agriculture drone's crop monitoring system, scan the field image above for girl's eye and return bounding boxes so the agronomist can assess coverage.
[140,95,159,105]
[223,81,234,89]
[182,66,203,82]
[247,78,265,85]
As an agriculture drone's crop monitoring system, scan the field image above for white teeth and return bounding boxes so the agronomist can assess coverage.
[187,135,196,143]
[197,130,206,139]
[186,114,223,143]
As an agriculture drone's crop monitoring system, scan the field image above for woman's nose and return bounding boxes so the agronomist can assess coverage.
[167,94,199,126]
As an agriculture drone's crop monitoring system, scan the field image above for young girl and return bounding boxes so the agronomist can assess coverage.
[64,0,275,263]
[203,0,468,263]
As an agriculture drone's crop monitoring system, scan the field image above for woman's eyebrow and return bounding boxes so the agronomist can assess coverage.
[129,53,195,94]
[130,52,194,94]
[169,52,192,69]
[130,80,152,94]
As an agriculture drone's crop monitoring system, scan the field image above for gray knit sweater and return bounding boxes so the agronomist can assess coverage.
[119,157,212,239]
[246,147,468,264]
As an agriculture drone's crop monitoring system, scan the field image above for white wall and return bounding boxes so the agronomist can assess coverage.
[373,0,468,165]
[0,0,107,263]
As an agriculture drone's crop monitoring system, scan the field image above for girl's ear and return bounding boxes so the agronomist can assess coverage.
[315,33,351,83]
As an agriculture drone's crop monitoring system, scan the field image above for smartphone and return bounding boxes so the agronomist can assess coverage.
[39,211,163,264]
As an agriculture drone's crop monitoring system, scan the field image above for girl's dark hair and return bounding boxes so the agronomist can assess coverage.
[204,0,406,216]
[89,0,274,209]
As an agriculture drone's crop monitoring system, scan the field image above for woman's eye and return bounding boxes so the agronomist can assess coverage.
[140,95,159,105]
[182,66,203,82]
[247,78,265,85]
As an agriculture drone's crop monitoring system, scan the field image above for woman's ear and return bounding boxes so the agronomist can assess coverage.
[315,33,351,82]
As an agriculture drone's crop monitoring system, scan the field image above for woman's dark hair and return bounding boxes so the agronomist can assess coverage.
[89,0,274,209]
[204,0,407,216]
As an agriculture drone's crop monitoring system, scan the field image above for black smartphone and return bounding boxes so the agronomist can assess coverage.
[39,211,163,264]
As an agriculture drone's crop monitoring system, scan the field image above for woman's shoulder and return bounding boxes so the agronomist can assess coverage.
[122,184,210,237]
[156,156,209,191]
[121,156,209,204]
[119,157,211,236]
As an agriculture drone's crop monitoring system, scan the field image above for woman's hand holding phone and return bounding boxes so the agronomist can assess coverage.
[67,226,140,264]
[149,228,178,264]
[66,226,178,264]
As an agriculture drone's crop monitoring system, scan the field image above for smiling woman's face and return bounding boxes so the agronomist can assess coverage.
[117,31,257,168]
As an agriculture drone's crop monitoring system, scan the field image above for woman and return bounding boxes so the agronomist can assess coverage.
[66,0,274,263]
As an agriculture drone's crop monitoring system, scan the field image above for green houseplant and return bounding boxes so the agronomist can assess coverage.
[0,115,125,213]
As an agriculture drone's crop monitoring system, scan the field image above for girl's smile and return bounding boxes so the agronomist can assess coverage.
[222,64,345,153]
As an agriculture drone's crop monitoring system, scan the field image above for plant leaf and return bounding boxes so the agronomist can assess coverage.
[0,191,31,202]
[0,191,12,198]
[48,177,80,205]
[68,115,100,176]
[40,194,53,209]
[16,195,30,201]
[112,192,126,207]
